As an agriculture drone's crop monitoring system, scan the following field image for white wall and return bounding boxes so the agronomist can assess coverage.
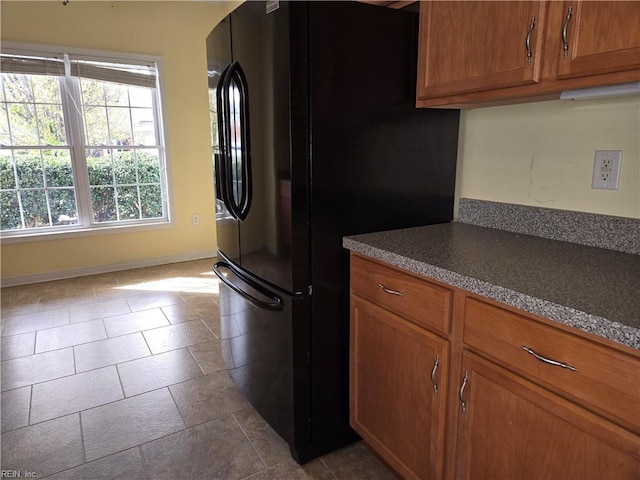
[455,95,640,219]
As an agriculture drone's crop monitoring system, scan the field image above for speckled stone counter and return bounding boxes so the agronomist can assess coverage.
[343,222,640,350]
[458,198,640,255]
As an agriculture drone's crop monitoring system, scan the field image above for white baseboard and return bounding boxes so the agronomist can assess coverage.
[1,249,218,287]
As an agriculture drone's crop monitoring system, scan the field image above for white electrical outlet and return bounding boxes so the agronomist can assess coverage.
[592,150,622,190]
[192,214,200,226]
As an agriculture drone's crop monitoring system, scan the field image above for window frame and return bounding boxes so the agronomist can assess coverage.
[0,42,173,243]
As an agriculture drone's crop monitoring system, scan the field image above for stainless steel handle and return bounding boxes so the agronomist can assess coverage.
[562,5,573,59]
[521,346,578,372]
[459,371,469,413]
[430,354,440,395]
[525,16,536,64]
[377,283,404,297]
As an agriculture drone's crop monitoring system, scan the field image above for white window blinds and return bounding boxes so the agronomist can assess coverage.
[0,52,157,88]
[0,53,65,76]
[69,57,157,88]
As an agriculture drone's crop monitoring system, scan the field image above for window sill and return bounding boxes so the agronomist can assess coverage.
[0,220,174,245]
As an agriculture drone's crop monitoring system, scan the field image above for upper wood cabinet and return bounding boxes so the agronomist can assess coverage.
[417,2,547,99]
[557,1,640,79]
[416,1,640,107]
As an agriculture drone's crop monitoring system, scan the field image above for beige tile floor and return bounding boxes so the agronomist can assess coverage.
[0,259,395,480]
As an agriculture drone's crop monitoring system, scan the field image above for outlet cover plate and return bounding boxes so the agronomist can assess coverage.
[592,150,622,190]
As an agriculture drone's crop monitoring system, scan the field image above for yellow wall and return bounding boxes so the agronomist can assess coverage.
[1,1,240,282]
[456,95,640,219]
[2,1,638,283]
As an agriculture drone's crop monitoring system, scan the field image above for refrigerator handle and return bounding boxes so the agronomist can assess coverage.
[214,153,226,202]
[213,261,285,312]
[235,61,253,221]
[219,61,252,222]
[215,65,234,215]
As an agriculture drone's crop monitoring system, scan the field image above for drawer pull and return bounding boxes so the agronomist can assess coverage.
[430,354,440,395]
[521,346,578,372]
[525,16,536,65]
[459,371,469,413]
[562,5,573,59]
[377,283,404,297]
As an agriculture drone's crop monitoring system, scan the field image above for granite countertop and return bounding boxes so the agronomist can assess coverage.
[344,222,640,350]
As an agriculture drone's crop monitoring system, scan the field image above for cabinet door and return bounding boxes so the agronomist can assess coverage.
[350,295,448,480]
[556,1,640,79]
[417,1,547,99]
[455,352,640,480]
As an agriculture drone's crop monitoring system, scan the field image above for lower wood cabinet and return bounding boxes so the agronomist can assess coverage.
[455,351,640,479]
[349,253,640,479]
[350,295,448,479]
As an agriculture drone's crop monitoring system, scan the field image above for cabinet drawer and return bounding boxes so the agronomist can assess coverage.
[464,297,640,433]
[350,254,452,335]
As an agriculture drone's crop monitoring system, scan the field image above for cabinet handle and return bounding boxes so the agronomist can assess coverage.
[430,354,440,395]
[525,16,536,65]
[459,370,469,413]
[521,346,578,372]
[562,5,573,59]
[377,283,404,297]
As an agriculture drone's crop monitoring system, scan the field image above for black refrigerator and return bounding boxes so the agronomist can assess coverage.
[207,0,459,464]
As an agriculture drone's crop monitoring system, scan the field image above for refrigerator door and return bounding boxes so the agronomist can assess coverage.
[230,1,300,295]
[207,16,240,264]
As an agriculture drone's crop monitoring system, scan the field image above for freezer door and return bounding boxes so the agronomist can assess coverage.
[213,258,311,460]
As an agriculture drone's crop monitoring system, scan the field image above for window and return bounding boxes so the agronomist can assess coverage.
[0,47,168,237]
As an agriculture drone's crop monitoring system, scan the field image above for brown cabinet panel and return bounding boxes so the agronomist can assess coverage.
[463,297,640,433]
[350,254,452,335]
[456,352,640,480]
[348,254,640,479]
[416,0,640,107]
[350,295,449,479]
[557,1,640,78]
[417,1,547,99]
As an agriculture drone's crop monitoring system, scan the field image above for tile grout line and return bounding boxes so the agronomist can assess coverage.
[188,343,209,377]
[184,341,208,377]
[231,412,270,472]
[165,384,189,431]
[319,457,340,480]
[114,362,128,400]
[72,342,78,375]
[199,316,220,340]
[137,445,153,480]
[78,411,87,465]
[26,385,33,428]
